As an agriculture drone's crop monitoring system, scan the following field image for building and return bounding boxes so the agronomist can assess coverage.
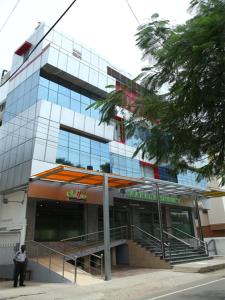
[0,23,222,281]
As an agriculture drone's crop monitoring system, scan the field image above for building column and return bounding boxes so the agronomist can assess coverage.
[156,184,165,259]
[103,175,111,280]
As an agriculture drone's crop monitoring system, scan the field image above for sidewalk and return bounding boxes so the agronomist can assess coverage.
[0,267,224,300]
[173,256,225,273]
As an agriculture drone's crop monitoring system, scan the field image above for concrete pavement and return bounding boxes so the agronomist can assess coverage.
[173,256,225,273]
[0,267,225,300]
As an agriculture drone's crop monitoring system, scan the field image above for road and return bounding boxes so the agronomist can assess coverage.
[147,275,225,300]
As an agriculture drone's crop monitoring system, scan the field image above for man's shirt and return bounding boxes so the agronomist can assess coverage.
[14,251,27,263]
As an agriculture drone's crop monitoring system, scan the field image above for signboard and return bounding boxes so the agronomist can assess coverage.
[125,190,180,205]
[66,189,87,201]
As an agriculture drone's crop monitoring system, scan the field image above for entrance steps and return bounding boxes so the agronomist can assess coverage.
[135,238,210,265]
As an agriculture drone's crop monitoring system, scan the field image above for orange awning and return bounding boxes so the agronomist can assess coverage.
[31,165,141,188]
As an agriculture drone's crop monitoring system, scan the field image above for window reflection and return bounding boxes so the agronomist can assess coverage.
[56,129,110,172]
[38,76,101,120]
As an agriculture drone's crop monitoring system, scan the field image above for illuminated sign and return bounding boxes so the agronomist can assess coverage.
[66,190,87,201]
[125,190,180,205]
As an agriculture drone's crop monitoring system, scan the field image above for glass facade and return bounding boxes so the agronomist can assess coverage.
[177,171,207,189]
[38,76,101,119]
[110,153,141,178]
[3,71,39,123]
[158,166,178,183]
[56,129,110,172]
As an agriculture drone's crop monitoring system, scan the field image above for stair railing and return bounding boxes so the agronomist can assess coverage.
[26,240,78,283]
[60,226,128,255]
[207,239,217,256]
[168,226,208,255]
[61,225,128,243]
[131,225,168,258]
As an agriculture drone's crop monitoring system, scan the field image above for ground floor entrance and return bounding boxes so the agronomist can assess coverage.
[32,197,194,242]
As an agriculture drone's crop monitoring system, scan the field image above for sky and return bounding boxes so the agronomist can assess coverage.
[0,0,191,77]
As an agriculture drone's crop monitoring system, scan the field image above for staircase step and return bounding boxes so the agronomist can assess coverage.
[165,253,208,260]
[170,256,210,265]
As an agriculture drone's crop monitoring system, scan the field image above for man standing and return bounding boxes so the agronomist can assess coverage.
[13,245,27,288]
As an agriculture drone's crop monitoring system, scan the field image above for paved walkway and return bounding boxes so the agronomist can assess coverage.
[1,267,225,300]
[173,256,225,273]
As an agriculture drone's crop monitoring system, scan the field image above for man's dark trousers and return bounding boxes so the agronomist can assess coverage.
[13,262,26,287]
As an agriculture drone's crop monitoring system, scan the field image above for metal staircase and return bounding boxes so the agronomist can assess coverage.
[131,225,210,265]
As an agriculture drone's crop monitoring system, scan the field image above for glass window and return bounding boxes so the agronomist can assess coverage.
[24,76,32,93]
[49,81,58,92]
[68,149,79,166]
[18,83,24,98]
[71,99,80,112]
[30,86,38,105]
[38,85,48,100]
[80,152,91,167]
[58,85,70,97]
[56,146,68,162]
[81,95,90,105]
[58,93,70,108]
[48,90,58,104]
[32,71,39,88]
[80,136,90,153]
[71,90,80,101]
[56,129,110,171]
[91,106,100,120]
[59,131,69,147]
[39,77,49,88]
[81,103,90,116]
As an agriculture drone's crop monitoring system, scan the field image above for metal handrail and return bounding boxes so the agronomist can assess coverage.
[167,226,208,254]
[27,240,76,260]
[162,230,191,247]
[131,225,168,247]
[207,239,217,255]
[26,240,78,283]
[27,240,105,281]
[60,226,128,242]
[168,226,205,245]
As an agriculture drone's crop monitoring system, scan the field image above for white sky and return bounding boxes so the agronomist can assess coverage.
[0,0,191,77]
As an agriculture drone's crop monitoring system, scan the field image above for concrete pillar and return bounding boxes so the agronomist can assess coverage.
[103,175,111,281]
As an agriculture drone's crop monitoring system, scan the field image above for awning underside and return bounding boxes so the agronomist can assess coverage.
[31,165,225,199]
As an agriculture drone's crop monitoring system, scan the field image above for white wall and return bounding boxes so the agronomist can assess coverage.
[208,197,225,225]
[0,191,27,245]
